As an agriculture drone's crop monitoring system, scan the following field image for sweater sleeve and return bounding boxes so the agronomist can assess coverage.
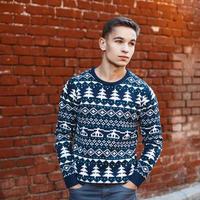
[54,79,79,188]
[128,85,163,187]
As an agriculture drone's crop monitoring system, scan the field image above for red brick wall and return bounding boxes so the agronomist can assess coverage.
[0,0,200,199]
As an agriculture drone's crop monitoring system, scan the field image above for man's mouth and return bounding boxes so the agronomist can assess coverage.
[118,56,129,59]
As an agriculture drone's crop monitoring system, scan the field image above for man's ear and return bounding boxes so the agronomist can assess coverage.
[99,37,106,51]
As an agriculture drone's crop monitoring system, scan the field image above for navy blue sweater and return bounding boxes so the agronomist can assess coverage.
[55,67,163,188]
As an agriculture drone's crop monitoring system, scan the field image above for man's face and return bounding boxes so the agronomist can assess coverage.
[100,26,137,68]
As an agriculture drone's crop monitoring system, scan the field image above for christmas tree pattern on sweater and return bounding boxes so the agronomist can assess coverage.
[55,67,163,188]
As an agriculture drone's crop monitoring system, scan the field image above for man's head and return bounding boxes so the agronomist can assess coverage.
[99,16,140,68]
[101,16,140,39]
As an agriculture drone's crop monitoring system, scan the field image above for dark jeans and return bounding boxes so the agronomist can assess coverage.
[69,183,137,200]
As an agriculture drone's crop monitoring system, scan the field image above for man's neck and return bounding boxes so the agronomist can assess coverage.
[95,64,127,83]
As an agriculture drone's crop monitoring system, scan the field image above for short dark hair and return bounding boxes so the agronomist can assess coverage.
[102,16,140,38]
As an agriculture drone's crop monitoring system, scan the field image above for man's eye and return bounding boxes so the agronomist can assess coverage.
[130,43,135,46]
[116,40,123,43]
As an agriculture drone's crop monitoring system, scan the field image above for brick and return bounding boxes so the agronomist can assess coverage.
[192,92,200,99]
[45,67,74,76]
[49,38,65,47]
[18,77,34,85]
[0,44,13,54]
[31,16,47,25]
[14,138,30,147]
[26,105,54,115]
[187,100,200,107]
[14,15,30,24]
[32,95,48,104]
[0,3,24,13]
[49,77,64,85]
[17,96,32,105]
[30,183,54,194]
[23,125,51,136]
[48,17,62,27]
[14,67,44,76]
[11,117,27,127]
[154,35,174,45]
[15,0,30,2]
[48,0,61,6]
[0,178,15,189]
[83,11,98,20]
[0,97,16,106]
[31,136,48,144]
[16,158,34,167]
[34,77,49,86]
[86,30,100,39]
[2,107,26,116]
[148,52,168,60]
[169,116,186,124]
[56,8,81,19]
[1,187,28,198]
[19,56,34,65]
[168,101,185,108]
[35,57,49,66]
[0,75,18,85]
[32,0,47,5]
[0,87,28,96]
[32,174,48,184]
[0,139,13,148]
[14,46,44,56]
[50,58,65,67]
[0,117,11,128]
[48,171,62,181]
[0,148,24,158]
[0,55,18,65]
[104,4,117,13]
[57,29,84,38]
[91,2,104,11]
[65,38,78,48]
[137,1,157,9]
[49,95,59,104]
[63,0,78,7]
[188,85,200,92]
[15,176,30,186]
[149,69,168,77]
[29,86,57,95]
[17,36,34,46]
[46,47,74,57]
[0,160,17,169]
[27,26,56,36]
[1,35,17,44]
[169,69,183,76]
[26,5,54,15]
[0,14,13,23]
[65,58,78,67]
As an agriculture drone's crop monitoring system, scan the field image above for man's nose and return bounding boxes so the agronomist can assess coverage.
[121,44,129,53]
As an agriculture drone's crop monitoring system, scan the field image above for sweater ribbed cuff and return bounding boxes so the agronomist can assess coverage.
[64,174,79,188]
[128,171,146,187]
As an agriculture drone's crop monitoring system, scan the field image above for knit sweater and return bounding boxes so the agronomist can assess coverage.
[55,67,163,188]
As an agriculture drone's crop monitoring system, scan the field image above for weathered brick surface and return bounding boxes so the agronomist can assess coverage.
[0,0,199,199]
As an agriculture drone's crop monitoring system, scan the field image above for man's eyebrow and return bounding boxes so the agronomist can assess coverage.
[113,36,136,41]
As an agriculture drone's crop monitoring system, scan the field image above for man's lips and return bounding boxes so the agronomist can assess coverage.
[118,56,129,60]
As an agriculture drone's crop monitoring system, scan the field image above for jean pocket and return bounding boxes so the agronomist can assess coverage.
[119,184,136,192]
[69,183,85,191]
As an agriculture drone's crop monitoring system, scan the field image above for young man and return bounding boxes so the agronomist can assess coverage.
[54,16,163,200]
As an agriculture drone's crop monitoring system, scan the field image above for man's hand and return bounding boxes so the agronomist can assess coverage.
[70,183,83,190]
[122,181,138,191]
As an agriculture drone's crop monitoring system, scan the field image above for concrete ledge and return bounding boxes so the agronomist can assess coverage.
[142,182,200,200]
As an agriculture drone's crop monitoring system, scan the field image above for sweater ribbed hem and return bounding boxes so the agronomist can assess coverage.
[128,171,146,187]
[64,174,79,188]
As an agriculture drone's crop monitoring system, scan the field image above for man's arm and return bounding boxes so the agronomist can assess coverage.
[128,85,163,187]
[54,79,79,188]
